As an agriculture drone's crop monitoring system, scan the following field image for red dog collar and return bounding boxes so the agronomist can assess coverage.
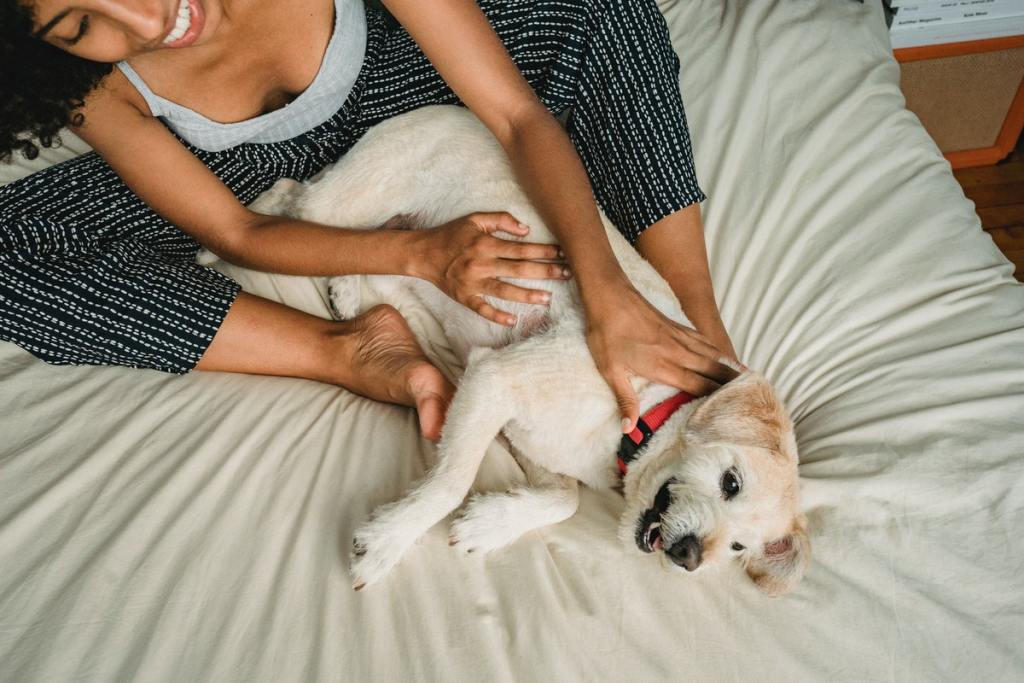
[617,393,694,476]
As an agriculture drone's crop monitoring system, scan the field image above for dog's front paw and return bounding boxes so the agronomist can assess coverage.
[349,509,418,590]
[328,276,363,321]
[448,492,528,555]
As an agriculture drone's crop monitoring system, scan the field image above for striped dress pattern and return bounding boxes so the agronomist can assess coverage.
[0,0,705,373]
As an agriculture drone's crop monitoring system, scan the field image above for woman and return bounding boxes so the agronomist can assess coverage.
[0,0,739,441]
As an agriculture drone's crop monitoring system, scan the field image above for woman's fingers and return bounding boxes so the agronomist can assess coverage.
[669,324,719,357]
[693,356,740,385]
[466,280,552,324]
[493,239,562,262]
[670,328,740,382]
[681,348,741,385]
[603,367,640,433]
[469,212,530,237]
[494,259,571,281]
[485,280,552,306]
[654,361,723,397]
[466,294,517,327]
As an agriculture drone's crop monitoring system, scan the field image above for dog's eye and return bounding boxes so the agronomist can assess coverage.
[720,468,741,500]
[731,542,745,551]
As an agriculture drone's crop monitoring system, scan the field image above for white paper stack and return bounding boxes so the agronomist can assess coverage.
[889,0,1024,48]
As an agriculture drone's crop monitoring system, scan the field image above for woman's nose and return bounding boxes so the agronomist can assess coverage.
[101,0,168,43]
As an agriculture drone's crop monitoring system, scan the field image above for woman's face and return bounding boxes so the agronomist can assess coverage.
[29,0,223,62]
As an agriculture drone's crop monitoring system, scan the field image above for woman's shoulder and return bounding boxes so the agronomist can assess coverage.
[80,68,156,123]
[72,69,161,151]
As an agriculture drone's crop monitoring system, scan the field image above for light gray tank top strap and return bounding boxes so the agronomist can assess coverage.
[116,0,367,152]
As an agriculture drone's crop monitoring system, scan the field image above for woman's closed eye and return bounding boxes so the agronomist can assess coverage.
[62,15,91,46]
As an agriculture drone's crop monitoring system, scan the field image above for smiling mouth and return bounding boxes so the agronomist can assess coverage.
[635,478,674,553]
[162,0,204,48]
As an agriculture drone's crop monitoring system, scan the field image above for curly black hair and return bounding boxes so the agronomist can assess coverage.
[1,1,112,161]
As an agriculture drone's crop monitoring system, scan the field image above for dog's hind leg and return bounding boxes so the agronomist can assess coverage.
[349,349,515,589]
[449,457,579,555]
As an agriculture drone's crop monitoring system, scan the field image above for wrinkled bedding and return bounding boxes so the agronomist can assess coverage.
[2,1,1023,680]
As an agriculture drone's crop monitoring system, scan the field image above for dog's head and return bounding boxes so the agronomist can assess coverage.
[619,372,810,596]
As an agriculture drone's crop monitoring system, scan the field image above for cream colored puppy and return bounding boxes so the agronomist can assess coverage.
[249,106,810,596]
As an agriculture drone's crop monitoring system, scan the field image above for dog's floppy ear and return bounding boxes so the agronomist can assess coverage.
[686,372,794,458]
[745,517,811,597]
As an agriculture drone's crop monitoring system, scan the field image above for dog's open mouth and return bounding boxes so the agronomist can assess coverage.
[635,478,675,553]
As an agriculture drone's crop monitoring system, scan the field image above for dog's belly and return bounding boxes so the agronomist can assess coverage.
[502,412,622,490]
[446,305,554,357]
[514,308,553,340]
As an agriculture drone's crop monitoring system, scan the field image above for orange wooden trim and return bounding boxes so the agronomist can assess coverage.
[894,35,1024,63]
[945,72,1024,169]
[947,146,1010,168]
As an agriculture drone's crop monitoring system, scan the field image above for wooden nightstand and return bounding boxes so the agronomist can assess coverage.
[896,35,1024,169]
[894,32,1024,280]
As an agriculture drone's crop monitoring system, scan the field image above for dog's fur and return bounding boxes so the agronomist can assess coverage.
[246,106,810,596]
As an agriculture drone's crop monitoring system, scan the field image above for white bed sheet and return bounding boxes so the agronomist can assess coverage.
[2,1,1023,680]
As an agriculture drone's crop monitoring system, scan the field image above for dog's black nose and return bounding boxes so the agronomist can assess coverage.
[666,534,703,571]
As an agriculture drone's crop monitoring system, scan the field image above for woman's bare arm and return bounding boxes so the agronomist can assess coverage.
[381,0,621,285]
[73,72,428,276]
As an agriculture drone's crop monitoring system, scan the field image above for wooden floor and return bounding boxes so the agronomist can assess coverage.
[952,133,1024,281]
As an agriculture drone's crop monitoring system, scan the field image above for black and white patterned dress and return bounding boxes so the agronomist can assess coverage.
[0,0,705,373]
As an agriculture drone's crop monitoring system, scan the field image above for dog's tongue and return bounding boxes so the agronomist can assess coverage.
[646,522,663,552]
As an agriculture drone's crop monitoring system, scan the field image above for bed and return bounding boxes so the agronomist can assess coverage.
[2,1,1022,680]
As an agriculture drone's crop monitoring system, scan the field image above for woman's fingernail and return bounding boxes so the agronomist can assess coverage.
[562,267,572,278]
[540,292,551,304]
[557,248,565,259]
[507,315,518,326]
[518,222,530,232]
[621,418,632,433]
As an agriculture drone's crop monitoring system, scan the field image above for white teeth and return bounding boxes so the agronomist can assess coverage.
[645,522,661,546]
[162,0,192,44]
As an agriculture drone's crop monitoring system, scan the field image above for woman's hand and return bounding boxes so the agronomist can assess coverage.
[583,273,741,433]
[415,212,570,326]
